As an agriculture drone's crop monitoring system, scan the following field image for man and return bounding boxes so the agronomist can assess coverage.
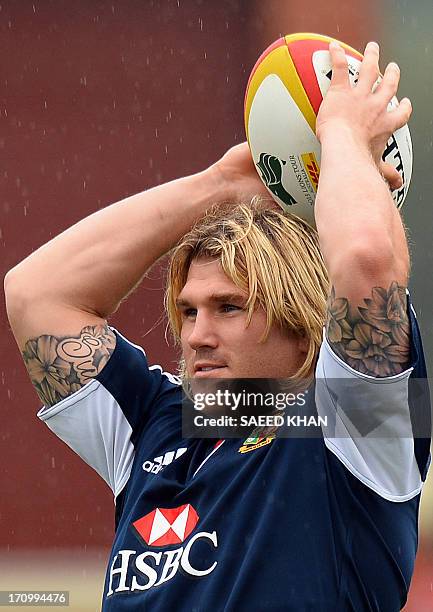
[4,41,430,610]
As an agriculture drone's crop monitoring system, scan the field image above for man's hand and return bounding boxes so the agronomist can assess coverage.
[211,142,275,206]
[316,41,412,191]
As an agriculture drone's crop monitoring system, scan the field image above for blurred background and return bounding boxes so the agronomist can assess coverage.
[1,0,432,610]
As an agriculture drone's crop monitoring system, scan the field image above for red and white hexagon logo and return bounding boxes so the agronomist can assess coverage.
[132,504,199,547]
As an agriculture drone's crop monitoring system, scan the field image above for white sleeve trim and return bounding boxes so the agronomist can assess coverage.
[37,380,134,498]
[316,328,422,501]
[323,437,422,502]
[37,379,100,420]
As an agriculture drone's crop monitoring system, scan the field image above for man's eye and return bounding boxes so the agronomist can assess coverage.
[184,308,197,318]
[221,304,240,313]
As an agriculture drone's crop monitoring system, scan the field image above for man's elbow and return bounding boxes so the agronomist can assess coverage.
[329,236,410,288]
[4,268,29,327]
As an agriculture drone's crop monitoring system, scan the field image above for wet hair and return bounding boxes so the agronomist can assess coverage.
[165,201,329,380]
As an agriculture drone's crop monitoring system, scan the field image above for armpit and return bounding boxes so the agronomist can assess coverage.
[326,282,410,377]
[22,324,116,406]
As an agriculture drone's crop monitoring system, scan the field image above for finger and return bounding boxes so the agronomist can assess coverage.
[375,62,401,104]
[357,41,380,93]
[386,97,412,131]
[380,161,403,191]
[328,41,350,88]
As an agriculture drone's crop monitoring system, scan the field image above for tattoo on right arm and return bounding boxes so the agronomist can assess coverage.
[22,324,116,407]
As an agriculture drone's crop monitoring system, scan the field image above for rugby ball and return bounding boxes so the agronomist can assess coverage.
[244,33,412,227]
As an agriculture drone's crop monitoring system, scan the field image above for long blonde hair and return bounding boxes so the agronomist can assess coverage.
[165,202,329,380]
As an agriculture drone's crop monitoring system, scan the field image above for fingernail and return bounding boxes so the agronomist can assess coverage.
[330,40,342,50]
[367,41,379,51]
[388,62,400,71]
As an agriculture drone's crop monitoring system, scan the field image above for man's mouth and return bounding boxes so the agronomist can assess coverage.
[194,364,227,376]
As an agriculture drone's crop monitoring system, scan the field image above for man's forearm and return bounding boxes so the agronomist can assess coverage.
[6,167,223,318]
[315,128,409,301]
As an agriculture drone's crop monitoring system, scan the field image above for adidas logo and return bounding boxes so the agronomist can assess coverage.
[142,447,188,474]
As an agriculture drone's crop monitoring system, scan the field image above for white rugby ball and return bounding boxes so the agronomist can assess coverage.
[244,33,412,227]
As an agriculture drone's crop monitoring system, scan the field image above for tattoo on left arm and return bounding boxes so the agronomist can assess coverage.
[326,281,410,377]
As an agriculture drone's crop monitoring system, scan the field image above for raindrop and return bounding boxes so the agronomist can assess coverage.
[51,457,55,468]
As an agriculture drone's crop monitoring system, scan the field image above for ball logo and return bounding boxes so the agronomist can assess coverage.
[106,504,218,597]
[256,153,297,206]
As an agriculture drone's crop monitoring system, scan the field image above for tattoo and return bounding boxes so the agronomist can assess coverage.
[326,282,410,377]
[22,324,116,406]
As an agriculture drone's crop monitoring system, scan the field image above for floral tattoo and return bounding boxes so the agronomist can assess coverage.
[22,325,116,406]
[326,282,410,377]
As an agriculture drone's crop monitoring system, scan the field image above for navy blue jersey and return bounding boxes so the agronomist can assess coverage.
[38,302,430,611]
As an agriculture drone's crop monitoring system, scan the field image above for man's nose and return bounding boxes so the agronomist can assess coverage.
[187,312,218,351]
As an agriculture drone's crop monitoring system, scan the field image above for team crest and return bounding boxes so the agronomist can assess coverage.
[238,435,274,453]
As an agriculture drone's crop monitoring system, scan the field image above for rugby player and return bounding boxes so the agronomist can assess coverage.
[5,42,430,611]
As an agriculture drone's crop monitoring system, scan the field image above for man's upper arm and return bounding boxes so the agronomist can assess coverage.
[22,322,116,407]
[325,280,410,377]
[5,277,116,407]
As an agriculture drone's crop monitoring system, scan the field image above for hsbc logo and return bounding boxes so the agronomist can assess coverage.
[133,503,199,547]
[142,447,188,474]
[106,504,218,597]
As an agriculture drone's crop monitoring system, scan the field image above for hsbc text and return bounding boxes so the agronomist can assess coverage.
[107,531,218,596]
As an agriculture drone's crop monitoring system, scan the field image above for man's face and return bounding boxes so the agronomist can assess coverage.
[177,257,307,379]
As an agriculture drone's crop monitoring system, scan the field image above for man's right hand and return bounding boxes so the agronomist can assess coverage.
[211,142,274,206]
